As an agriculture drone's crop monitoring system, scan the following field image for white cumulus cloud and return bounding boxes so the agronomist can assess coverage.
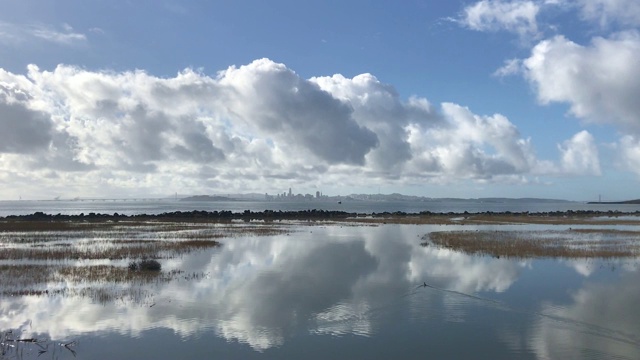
[559,130,601,175]
[405,103,538,180]
[523,31,640,131]
[0,59,593,198]
[458,0,541,38]
[576,0,640,28]
[471,0,640,178]
[616,136,640,175]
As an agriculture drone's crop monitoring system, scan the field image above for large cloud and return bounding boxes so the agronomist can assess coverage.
[220,60,380,165]
[404,103,541,180]
[558,130,601,175]
[0,58,588,198]
[522,31,640,131]
[311,73,438,173]
[0,85,53,153]
[512,31,640,176]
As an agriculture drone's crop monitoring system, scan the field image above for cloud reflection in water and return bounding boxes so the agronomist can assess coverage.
[0,224,638,358]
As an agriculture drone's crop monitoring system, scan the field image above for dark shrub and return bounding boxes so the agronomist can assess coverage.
[128,261,139,271]
[128,259,161,272]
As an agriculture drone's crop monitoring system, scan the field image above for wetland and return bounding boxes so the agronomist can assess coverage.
[2,210,640,359]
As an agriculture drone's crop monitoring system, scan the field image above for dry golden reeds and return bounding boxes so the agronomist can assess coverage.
[424,230,640,258]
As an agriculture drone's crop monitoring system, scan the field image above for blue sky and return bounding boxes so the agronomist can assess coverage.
[1,0,639,201]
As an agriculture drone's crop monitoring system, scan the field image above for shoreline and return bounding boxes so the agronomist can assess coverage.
[0,209,640,221]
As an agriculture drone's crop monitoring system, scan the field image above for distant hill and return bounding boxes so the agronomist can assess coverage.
[176,192,575,203]
[180,195,234,202]
[587,199,640,205]
[346,193,573,203]
[474,197,574,203]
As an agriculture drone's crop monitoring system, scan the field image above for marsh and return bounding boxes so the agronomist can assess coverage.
[1,216,640,359]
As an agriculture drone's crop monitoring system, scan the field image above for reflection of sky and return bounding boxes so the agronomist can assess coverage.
[562,258,640,278]
[526,268,640,359]
[1,224,640,358]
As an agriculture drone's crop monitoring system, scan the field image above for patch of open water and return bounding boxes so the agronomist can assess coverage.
[1,224,640,359]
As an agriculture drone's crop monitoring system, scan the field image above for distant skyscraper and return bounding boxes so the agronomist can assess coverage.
[289,187,292,197]
[316,191,320,198]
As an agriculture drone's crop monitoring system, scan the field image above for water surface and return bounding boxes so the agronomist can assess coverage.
[2,199,640,217]
[2,224,639,359]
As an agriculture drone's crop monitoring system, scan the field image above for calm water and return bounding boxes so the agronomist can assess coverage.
[1,199,639,217]
[1,224,639,359]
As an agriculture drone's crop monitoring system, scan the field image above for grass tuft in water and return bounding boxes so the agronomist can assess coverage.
[128,259,162,272]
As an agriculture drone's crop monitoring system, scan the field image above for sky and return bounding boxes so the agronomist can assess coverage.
[0,0,639,201]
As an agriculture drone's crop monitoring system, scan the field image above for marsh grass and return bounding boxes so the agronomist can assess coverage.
[0,219,293,233]
[457,215,640,226]
[0,264,207,305]
[0,238,222,261]
[351,216,456,225]
[0,220,81,232]
[424,230,640,258]
[0,221,296,261]
[0,220,291,303]
[0,219,294,263]
[0,265,58,287]
[0,264,170,287]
